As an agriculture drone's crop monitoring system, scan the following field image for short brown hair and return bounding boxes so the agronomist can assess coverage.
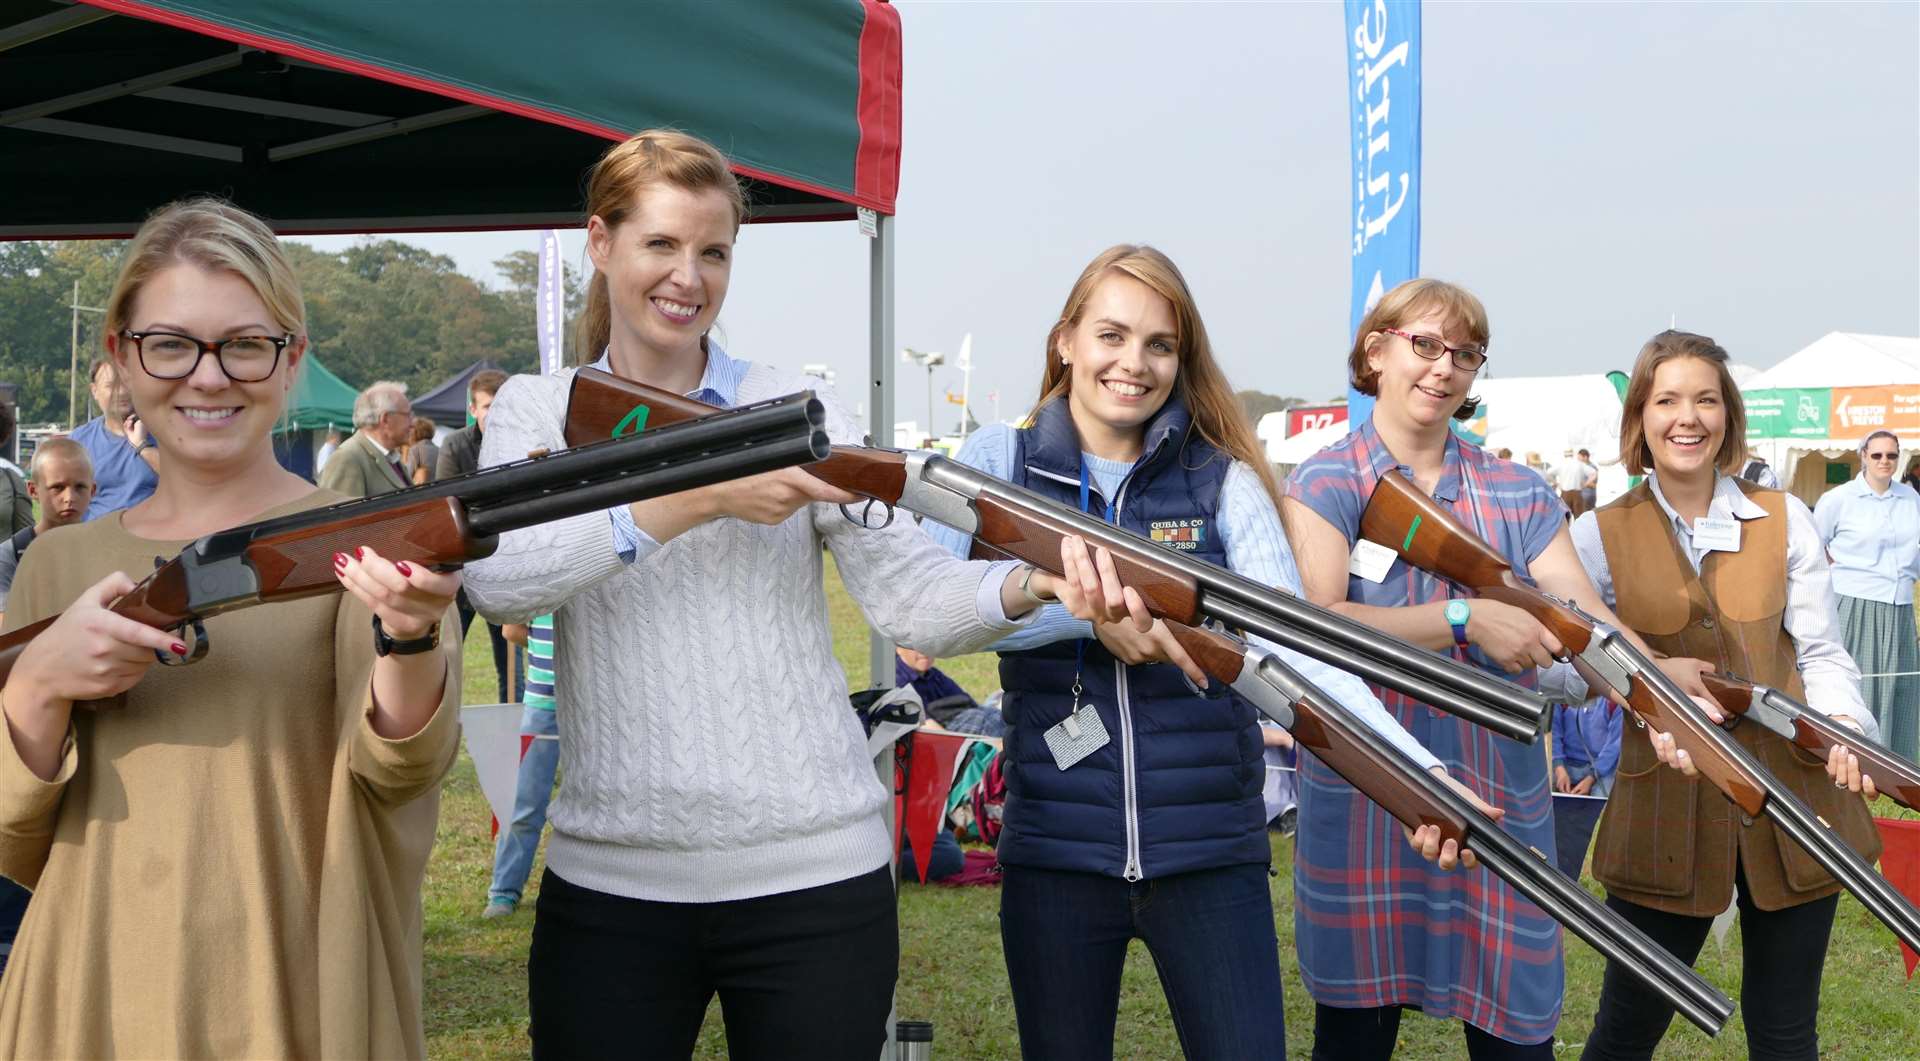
[410,416,436,443]
[470,369,508,402]
[1616,330,1749,477]
[1347,278,1488,421]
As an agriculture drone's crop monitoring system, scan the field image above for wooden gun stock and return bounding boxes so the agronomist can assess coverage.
[565,367,717,446]
[1361,469,1601,656]
[245,497,493,599]
[973,491,1204,623]
[1164,622,1467,842]
[1703,671,1920,811]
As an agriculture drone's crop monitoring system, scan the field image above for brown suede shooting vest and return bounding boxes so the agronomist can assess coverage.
[1591,478,1881,916]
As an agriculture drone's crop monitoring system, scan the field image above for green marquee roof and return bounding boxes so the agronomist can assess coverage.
[0,0,902,236]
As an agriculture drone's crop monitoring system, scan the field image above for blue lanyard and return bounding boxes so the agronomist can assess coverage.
[1075,458,1117,672]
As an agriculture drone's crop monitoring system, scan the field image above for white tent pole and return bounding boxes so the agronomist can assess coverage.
[867,211,896,690]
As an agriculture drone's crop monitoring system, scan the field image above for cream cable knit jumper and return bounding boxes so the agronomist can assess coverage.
[464,363,1022,902]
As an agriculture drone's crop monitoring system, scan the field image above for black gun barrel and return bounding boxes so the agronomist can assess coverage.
[1252,655,1735,1036]
[1634,660,1920,951]
[201,393,827,560]
[920,457,1551,737]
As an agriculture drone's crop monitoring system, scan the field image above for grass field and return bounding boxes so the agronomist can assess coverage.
[427,557,1920,1058]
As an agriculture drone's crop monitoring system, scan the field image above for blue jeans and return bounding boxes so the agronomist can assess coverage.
[999,862,1286,1059]
[490,706,559,903]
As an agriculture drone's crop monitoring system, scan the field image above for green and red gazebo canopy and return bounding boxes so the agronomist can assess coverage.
[0,0,902,236]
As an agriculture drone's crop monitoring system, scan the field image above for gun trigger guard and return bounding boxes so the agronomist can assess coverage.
[155,618,209,667]
[839,499,895,530]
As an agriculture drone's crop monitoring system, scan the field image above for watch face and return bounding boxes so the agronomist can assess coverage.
[1445,600,1470,625]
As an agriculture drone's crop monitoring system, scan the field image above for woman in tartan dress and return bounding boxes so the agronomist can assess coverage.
[1280,280,1701,1059]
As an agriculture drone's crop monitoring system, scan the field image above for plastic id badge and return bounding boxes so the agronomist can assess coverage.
[1043,702,1111,771]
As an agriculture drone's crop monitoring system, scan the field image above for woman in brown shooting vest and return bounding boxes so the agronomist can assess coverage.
[1569,330,1882,1061]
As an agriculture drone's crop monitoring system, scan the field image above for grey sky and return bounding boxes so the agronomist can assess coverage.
[297,1,1919,434]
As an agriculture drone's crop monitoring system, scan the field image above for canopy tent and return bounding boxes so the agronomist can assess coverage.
[1742,332,1920,390]
[0,0,901,233]
[1740,332,1920,507]
[2,0,905,681]
[1471,373,1630,503]
[283,350,356,431]
[414,359,502,428]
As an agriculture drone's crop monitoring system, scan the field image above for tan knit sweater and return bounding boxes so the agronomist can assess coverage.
[0,494,460,1059]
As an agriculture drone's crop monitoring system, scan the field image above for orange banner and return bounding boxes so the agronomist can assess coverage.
[1829,385,1920,440]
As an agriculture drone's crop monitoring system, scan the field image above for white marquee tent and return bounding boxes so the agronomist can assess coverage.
[1741,332,1920,503]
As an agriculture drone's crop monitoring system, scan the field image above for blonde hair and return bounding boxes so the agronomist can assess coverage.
[105,197,305,341]
[1347,278,1488,421]
[1030,244,1283,513]
[1616,330,1749,477]
[576,130,747,361]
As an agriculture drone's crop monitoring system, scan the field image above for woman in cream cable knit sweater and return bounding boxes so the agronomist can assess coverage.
[463,130,1115,1060]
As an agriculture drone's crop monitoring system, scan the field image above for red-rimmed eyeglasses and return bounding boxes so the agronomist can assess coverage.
[1381,327,1488,372]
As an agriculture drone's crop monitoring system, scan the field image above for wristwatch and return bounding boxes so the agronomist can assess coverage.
[1444,599,1471,647]
[1017,564,1054,607]
[372,615,441,657]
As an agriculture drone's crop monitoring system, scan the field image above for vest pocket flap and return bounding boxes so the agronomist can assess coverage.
[1594,750,1700,898]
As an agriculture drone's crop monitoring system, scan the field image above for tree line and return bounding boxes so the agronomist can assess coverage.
[0,239,580,428]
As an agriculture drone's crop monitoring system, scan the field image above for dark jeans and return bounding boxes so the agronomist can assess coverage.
[456,587,520,702]
[528,866,897,1060]
[1582,864,1838,1061]
[0,877,28,976]
[999,862,1286,1060]
[1311,1003,1553,1060]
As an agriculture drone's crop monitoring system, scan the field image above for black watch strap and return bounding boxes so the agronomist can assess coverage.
[372,615,441,657]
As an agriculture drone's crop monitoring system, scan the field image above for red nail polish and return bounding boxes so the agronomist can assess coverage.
[171,642,187,656]
[334,552,348,567]
[354,547,364,561]
[395,561,412,577]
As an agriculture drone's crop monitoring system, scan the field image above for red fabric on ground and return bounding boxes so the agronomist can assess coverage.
[1873,817,1920,977]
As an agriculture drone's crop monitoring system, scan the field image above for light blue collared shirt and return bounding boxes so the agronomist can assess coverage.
[1569,471,1875,737]
[1812,474,1920,606]
[924,423,1445,773]
[605,344,751,564]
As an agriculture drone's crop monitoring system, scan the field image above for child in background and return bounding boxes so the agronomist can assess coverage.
[484,613,558,918]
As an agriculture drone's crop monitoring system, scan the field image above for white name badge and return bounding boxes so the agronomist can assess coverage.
[1693,516,1742,553]
[1349,538,1398,583]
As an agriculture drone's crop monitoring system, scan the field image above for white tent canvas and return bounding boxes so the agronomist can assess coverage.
[1743,332,1920,389]
[1473,374,1630,503]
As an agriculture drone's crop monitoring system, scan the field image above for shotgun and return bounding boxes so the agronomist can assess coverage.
[1164,621,1734,1036]
[1702,672,1920,812]
[563,367,1551,743]
[0,393,830,687]
[1359,469,1920,951]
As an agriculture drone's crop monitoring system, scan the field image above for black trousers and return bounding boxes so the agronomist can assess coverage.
[1312,1002,1554,1061]
[1581,863,1838,1061]
[528,865,898,1060]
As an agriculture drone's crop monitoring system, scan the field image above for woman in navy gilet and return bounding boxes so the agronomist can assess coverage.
[928,245,1473,1059]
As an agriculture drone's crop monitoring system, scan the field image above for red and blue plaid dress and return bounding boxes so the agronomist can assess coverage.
[1286,418,1565,1043]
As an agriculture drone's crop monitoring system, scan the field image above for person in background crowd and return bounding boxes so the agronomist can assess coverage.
[894,645,1004,737]
[1813,428,1920,759]
[438,369,516,703]
[315,425,343,472]
[0,438,93,623]
[1551,698,1621,800]
[1571,331,1881,1060]
[1902,456,1920,494]
[483,613,558,919]
[1579,448,1599,512]
[317,380,413,499]
[1557,447,1588,515]
[1496,447,1513,461]
[1282,279,1702,1060]
[406,417,439,485]
[70,357,159,520]
[0,436,94,974]
[1740,452,1780,489]
[0,405,32,534]
[930,246,1482,1060]
[0,196,459,1058]
[460,129,1103,1061]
